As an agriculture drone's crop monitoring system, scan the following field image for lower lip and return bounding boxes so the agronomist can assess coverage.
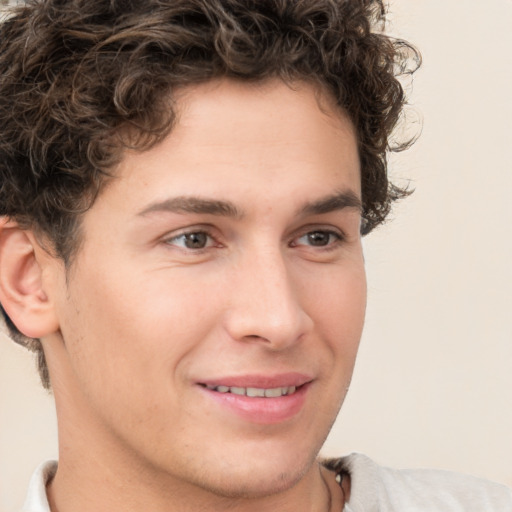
[199,384,309,425]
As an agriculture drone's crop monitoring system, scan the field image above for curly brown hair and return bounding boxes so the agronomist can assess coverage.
[0,0,420,388]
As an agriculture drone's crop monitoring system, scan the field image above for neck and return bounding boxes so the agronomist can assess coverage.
[47,449,336,512]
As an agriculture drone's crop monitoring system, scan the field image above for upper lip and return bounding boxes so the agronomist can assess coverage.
[198,373,313,389]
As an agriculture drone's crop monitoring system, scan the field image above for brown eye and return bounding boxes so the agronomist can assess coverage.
[295,230,342,248]
[166,231,213,250]
[291,229,344,250]
[305,231,332,246]
[183,232,208,249]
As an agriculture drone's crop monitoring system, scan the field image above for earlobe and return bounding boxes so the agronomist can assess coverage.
[0,218,59,339]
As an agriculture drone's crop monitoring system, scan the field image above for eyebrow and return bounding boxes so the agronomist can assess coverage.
[137,189,361,219]
[299,190,362,216]
[137,196,243,219]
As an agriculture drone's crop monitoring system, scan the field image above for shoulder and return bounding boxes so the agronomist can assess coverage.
[323,453,512,512]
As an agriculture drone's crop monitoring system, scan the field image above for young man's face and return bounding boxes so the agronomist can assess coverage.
[43,79,366,498]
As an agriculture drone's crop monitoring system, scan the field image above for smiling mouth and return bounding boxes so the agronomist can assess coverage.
[201,384,298,398]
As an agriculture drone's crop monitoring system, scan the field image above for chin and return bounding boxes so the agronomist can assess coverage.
[188,444,317,500]
[202,465,308,500]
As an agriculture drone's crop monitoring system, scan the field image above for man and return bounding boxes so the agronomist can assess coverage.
[0,1,510,511]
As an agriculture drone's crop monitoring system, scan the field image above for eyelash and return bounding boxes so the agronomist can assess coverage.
[292,229,344,250]
[164,228,219,251]
[163,227,345,252]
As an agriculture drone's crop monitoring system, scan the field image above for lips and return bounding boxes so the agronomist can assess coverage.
[203,384,297,397]
[197,373,312,424]
[198,372,311,390]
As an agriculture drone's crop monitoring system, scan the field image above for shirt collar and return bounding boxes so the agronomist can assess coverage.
[22,461,57,512]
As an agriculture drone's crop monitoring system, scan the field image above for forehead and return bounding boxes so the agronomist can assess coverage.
[173,78,353,140]
[172,78,356,164]
[116,79,359,187]
[91,78,361,225]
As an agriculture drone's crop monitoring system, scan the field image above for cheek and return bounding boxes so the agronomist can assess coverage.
[299,261,366,396]
[59,261,215,399]
[301,261,366,340]
[315,265,366,398]
[112,270,221,367]
[55,271,222,442]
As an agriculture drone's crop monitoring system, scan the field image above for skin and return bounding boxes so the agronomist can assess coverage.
[4,79,365,511]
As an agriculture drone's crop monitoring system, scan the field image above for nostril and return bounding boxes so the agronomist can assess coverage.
[243,334,270,342]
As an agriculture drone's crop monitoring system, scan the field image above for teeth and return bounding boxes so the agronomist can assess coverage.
[247,387,266,397]
[205,385,298,397]
[265,387,282,398]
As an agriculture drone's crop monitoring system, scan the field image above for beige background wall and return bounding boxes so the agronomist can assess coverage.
[1,0,511,510]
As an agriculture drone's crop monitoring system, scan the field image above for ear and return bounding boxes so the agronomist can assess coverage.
[0,218,60,339]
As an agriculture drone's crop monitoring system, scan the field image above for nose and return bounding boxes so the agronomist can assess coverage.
[222,247,313,350]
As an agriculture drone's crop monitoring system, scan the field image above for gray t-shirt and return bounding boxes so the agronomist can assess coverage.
[22,454,512,511]
[324,453,512,511]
